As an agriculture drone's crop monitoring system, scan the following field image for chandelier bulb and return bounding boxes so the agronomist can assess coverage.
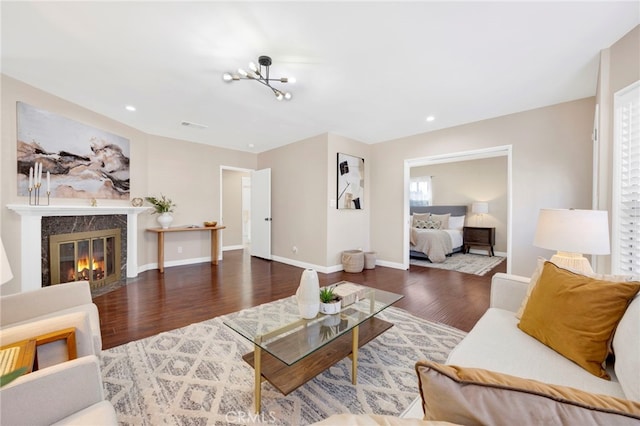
[222,73,233,82]
[284,92,292,100]
[275,91,284,101]
[237,68,248,77]
[249,62,258,72]
[288,77,296,84]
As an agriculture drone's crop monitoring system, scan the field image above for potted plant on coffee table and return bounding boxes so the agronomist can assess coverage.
[319,286,342,315]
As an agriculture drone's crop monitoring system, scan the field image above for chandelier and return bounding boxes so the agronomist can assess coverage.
[223,55,293,101]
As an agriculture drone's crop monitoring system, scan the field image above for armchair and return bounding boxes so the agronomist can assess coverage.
[1,355,117,425]
[1,281,102,356]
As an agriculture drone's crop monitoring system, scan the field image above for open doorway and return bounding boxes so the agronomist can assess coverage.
[220,167,252,252]
[403,146,513,273]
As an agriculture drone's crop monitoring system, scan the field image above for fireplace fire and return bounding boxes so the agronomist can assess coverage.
[50,229,121,288]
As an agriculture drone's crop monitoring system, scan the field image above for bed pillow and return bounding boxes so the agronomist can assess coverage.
[429,213,450,230]
[415,360,640,425]
[518,261,640,378]
[412,213,431,227]
[448,215,465,231]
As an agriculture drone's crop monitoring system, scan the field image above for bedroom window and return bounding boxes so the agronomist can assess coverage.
[612,81,640,275]
[410,176,432,206]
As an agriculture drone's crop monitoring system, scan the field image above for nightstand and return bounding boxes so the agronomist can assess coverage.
[463,226,495,256]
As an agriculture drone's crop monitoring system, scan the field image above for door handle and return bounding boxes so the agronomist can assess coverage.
[264,218,272,221]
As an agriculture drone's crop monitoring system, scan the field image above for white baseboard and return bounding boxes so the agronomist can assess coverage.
[223,245,245,251]
[138,256,213,274]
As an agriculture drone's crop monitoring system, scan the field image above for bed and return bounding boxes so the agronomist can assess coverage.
[409,205,468,263]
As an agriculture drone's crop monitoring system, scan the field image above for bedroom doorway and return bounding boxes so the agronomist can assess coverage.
[403,145,512,273]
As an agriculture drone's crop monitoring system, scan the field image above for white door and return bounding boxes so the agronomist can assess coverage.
[250,168,271,259]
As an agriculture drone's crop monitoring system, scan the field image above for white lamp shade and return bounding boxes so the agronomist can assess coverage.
[472,202,489,214]
[1,237,13,285]
[534,209,610,255]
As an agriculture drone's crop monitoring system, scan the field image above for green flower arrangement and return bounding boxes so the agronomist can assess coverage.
[145,195,176,214]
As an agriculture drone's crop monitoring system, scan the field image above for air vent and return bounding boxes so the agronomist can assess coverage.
[181,121,208,129]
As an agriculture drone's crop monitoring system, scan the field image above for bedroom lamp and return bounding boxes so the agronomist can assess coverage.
[533,208,610,274]
[472,202,489,226]
[0,236,13,286]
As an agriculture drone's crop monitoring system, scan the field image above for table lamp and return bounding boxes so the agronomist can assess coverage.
[533,208,610,274]
[472,202,489,226]
[1,237,13,285]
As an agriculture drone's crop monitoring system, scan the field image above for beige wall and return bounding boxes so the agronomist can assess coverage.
[1,75,256,293]
[411,156,508,253]
[257,132,371,271]
[258,134,329,268]
[370,98,595,276]
[594,25,639,272]
[327,134,371,268]
[222,169,249,247]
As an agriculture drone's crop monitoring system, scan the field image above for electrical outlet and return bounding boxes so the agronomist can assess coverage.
[178,246,183,254]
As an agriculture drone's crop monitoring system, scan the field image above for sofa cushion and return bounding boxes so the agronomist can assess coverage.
[416,360,640,426]
[613,294,640,401]
[446,307,625,398]
[518,262,640,379]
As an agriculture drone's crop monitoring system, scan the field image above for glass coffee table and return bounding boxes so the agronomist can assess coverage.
[224,283,403,413]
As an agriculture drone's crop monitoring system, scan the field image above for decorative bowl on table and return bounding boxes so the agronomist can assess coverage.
[204,221,218,228]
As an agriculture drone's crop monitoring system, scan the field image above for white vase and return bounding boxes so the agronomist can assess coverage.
[157,212,173,229]
[296,269,319,319]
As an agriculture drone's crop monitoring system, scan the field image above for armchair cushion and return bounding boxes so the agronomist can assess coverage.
[416,360,640,426]
[0,311,95,368]
[1,281,102,353]
[1,355,116,425]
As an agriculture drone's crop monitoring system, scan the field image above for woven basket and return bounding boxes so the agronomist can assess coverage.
[342,250,364,273]
[364,252,377,269]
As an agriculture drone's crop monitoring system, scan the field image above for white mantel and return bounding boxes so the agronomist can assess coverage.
[7,204,150,292]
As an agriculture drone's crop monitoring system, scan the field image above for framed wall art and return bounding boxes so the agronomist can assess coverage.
[337,152,364,210]
[16,102,130,200]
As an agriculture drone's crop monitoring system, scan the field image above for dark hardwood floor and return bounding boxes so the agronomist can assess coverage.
[94,250,506,350]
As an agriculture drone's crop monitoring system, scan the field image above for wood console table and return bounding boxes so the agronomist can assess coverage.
[147,226,226,273]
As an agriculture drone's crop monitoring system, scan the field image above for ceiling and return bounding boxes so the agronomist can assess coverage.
[2,2,638,153]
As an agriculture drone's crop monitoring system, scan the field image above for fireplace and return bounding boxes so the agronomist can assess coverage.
[7,204,149,293]
[49,229,121,288]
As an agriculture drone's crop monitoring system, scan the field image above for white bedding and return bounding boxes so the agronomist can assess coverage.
[410,229,463,262]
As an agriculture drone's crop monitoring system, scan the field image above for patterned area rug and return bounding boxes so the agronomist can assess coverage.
[410,253,506,276]
[101,298,466,425]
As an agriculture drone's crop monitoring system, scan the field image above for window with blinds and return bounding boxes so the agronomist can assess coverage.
[612,81,640,275]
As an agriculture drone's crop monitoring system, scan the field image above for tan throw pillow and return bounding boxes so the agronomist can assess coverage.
[415,360,640,426]
[518,262,640,379]
[429,213,450,230]
[412,213,430,227]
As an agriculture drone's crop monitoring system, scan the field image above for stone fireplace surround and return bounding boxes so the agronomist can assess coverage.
[7,205,149,293]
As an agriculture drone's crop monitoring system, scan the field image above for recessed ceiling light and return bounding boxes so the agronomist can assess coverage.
[426,116,435,122]
[125,105,136,112]
[248,143,255,148]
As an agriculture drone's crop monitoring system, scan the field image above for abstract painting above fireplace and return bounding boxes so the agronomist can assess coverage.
[16,101,130,200]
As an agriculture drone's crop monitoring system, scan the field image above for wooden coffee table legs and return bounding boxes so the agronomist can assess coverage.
[351,325,359,385]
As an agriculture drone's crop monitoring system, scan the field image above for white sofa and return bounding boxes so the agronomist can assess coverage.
[316,270,640,425]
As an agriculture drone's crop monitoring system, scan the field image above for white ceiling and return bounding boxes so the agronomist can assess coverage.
[2,2,638,153]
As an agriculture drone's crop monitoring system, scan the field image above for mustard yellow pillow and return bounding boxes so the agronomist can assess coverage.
[518,262,640,379]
